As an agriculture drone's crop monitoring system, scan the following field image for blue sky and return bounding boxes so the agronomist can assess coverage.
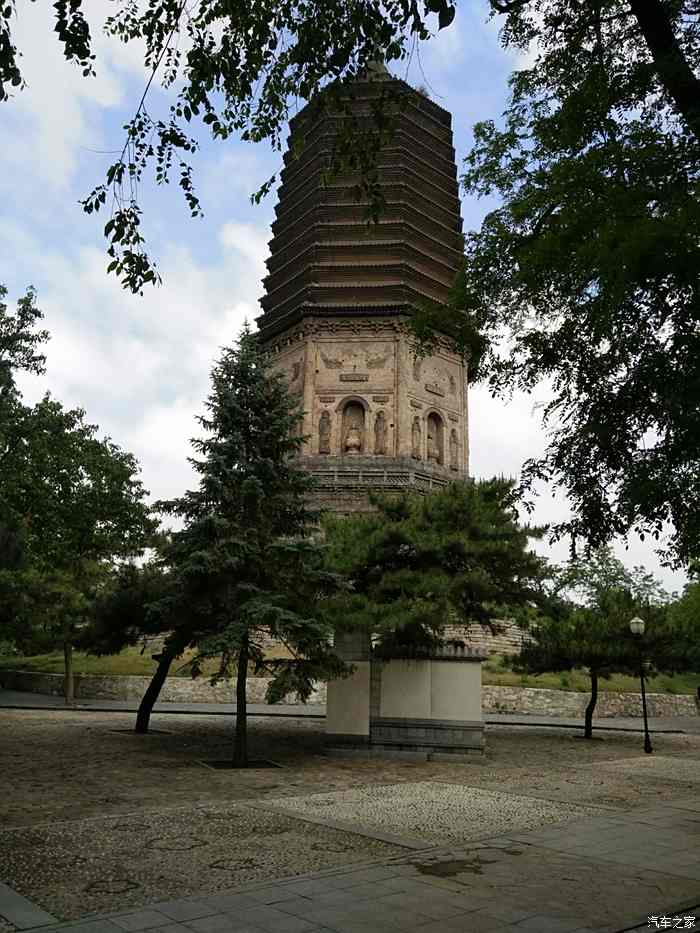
[0,2,686,593]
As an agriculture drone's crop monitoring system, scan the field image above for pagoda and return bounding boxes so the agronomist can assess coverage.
[256,64,469,513]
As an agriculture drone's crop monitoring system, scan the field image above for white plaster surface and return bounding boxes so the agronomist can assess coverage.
[431,660,482,721]
[326,662,370,736]
[379,661,431,719]
[379,660,482,722]
[266,781,601,845]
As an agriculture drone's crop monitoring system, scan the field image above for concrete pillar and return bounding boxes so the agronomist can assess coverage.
[325,629,371,750]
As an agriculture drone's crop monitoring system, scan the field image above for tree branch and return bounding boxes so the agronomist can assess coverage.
[628,0,700,143]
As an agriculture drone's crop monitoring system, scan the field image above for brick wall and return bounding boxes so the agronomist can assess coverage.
[442,620,527,657]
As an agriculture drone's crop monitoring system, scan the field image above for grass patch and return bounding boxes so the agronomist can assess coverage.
[481,664,700,695]
[0,644,292,679]
[1,649,697,696]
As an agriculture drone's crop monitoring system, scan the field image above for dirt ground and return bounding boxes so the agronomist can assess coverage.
[2,709,699,921]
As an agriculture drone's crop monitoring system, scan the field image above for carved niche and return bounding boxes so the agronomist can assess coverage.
[342,401,366,455]
[426,412,444,465]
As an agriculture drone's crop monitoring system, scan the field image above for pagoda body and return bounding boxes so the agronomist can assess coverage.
[256,68,469,513]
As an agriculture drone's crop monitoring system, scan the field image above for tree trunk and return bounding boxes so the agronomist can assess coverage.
[233,632,249,768]
[63,638,74,705]
[135,651,174,734]
[584,669,598,739]
[628,0,700,144]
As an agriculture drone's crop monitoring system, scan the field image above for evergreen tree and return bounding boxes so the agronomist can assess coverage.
[322,478,549,656]
[80,560,192,734]
[513,548,671,737]
[157,325,345,766]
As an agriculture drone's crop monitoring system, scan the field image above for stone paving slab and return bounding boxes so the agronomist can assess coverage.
[0,882,56,930]
[18,799,700,933]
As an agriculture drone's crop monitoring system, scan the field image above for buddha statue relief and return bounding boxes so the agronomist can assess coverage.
[345,425,362,454]
[342,400,365,454]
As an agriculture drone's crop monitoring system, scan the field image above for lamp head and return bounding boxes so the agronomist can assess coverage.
[629,616,645,636]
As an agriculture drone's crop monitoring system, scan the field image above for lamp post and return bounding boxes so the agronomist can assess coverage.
[629,616,653,754]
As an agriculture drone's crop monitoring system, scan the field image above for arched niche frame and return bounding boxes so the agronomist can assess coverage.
[425,409,445,466]
[335,395,369,455]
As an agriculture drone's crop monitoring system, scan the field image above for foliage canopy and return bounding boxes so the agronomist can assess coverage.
[322,478,549,655]
[156,325,346,763]
[414,0,700,568]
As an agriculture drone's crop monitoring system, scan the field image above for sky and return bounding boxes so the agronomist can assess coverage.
[0,2,687,594]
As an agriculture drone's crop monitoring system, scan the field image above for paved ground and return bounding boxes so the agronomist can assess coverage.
[1,702,698,933]
[7,799,700,933]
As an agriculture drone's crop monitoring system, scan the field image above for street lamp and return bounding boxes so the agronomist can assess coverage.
[629,616,653,754]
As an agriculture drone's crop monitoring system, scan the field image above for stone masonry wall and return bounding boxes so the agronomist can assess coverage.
[0,670,326,705]
[443,620,526,657]
[1,669,696,717]
[483,685,697,718]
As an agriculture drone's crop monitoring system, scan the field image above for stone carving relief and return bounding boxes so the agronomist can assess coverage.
[374,411,387,455]
[342,401,365,455]
[318,411,331,455]
[427,412,444,465]
[412,354,460,399]
[366,352,389,370]
[320,351,343,370]
[320,345,391,373]
[411,416,422,460]
[449,429,459,471]
[425,382,445,397]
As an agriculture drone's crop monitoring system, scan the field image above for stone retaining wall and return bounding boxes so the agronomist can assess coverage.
[483,684,697,718]
[1,669,696,717]
[0,670,326,705]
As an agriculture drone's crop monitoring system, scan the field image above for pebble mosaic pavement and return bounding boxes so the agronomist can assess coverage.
[262,781,604,845]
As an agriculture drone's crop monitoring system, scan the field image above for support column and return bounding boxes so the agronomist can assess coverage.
[325,630,371,753]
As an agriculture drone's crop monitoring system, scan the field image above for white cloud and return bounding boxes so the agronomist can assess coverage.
[469,384,687,594]
[220,221,270,281]
[7,2,141,188]
[11,217,267,511]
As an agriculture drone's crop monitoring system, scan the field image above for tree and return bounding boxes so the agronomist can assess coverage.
[0,284,48,570]
[664,578,700,674]
[412,1,700,568]
[3,2,700,296]
[80,560,193,733]
[513,548,671,737]
[1,1,455,293]
[321,478,550,655]
[5,397,157,701]
[157,326,346,766]
[0,284,157,700]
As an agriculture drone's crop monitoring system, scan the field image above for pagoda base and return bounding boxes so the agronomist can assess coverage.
[301,455,457,513]
[325,648,486,759]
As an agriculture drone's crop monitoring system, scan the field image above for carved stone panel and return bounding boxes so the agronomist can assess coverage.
[319,411,331,455]
[317,342,395,392]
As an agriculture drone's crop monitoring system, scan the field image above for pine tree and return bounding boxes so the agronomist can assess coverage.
[513,548,671,738]
[157,325,345,766]
[322,478,550,656]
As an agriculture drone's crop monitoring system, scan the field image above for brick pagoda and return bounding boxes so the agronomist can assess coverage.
[256,64,469,513]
